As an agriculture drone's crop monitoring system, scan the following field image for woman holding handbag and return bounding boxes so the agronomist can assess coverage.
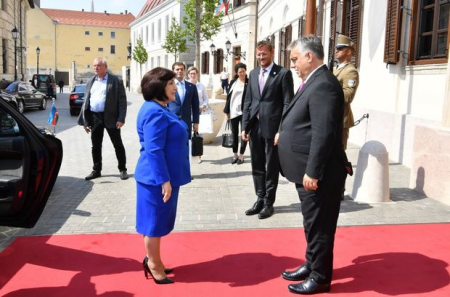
[187,66,209,164]
[223,63,248,164]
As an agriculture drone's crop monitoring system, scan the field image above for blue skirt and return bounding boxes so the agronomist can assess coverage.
[136,181,180,237]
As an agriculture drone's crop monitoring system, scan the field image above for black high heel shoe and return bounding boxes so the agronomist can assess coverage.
[143,256,173,274]
[142,257,174,284]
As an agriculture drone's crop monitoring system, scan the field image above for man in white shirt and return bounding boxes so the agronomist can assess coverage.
[220,67,230,94]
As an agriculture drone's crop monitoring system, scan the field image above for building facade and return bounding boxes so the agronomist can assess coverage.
[129,0,196,92]
[26,7,134,84]
[0,0,35,81]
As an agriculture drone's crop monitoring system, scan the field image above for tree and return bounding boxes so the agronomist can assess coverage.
[183,0,224,69]
[132,37,148,78]
[162,18,188,62]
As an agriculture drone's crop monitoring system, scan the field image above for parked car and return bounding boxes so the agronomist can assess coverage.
[0,91,18,110]
[0,99,63,228]
[4,81,47,114]
[31,74,57,99]
[69,84,86,116]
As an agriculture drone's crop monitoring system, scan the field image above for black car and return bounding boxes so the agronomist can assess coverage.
[4,81,47,114]
[69,84,86,116]
[31,74,57,99]
[0,99,63,228]
[0,91,18,110]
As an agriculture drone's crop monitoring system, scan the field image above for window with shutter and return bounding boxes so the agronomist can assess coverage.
[409,0,449,65]
[299,16,305,37]
[279,29,285,66]
[201,52,206,74]
[284,24,292,68]
[328,0,338,69]
[340,0,362,67]
[384,0,403,64]
[206,52,210,74]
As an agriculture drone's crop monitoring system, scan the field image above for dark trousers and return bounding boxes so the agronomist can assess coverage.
[295,170,345,284]
[59,86,63,93]
[230,115,247,155]
[221,79,228,93]
[249,119,279,205]
[90,112,127,172]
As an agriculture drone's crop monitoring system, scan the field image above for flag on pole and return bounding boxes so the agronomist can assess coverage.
[48,102,59,126]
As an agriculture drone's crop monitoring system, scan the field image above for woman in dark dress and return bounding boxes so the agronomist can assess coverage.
[135,67,191,284]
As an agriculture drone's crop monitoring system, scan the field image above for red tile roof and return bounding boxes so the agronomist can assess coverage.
[137,0,167,18]
[42,9,135,29]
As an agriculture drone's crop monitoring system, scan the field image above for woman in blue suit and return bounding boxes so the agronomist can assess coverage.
[135,67,191,285]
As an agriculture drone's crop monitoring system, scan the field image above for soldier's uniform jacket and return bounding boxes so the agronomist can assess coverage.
[333,63,359,129]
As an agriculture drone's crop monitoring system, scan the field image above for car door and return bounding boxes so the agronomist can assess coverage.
[27,83,44,104]
[17,83,34,107]
[0,99,63,228]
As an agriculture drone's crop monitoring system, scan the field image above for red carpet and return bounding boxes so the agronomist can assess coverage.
[1,224,449,296]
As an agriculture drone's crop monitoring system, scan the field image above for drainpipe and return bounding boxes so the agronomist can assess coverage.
[305,0,316,35]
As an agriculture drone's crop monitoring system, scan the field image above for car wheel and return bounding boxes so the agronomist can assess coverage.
[39,98,47,110]
[17,100,24,114]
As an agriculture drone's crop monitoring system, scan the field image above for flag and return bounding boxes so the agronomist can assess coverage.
[215,0,231,16]
[48,103,59,126]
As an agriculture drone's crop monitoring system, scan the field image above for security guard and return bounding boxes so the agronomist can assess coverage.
[333,34,359,150]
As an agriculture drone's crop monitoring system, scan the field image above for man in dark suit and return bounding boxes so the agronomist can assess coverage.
[242,40,294,219]
[168,62,199,138]
[276,35,347,295]
[78,57,128,181]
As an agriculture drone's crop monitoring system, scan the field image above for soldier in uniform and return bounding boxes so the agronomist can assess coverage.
[333,34,359,150]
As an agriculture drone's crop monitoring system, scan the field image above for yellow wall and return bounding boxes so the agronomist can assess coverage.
[56,24,130,76]
[26,6,55,74]
[27,7,131,78]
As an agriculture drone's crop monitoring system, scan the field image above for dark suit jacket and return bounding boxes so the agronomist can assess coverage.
[242,64,293,138]
[223,77,248,114]
[168,80,199,138]
[278,65,347,184]
[77,73,127,129]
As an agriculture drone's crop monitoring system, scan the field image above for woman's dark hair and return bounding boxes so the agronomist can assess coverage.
[234,63,247,73]
[141,67,176,101]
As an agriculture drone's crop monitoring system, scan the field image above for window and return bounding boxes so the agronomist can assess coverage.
[87,65,91,68]
[165,15,170,37]
[328,0,362,67]
[98,32,103,36]
[146,26,149,44]
[0,0,6,11]
[279,25,292,68]
[157,56,161,67]
[233,0,245,8]
[158,19,162,42]
[111,31,116,38]
[98,47,104,52]
[165,55,168,68]
[298,16,305,37]
[85,31,90,35]
[201,52,210,74]
[151,57,154,69]
[151,23,155,43]
[111,45,116,54]
[214,49,224,74]
[85,47,91,51]
[409,0,449,64]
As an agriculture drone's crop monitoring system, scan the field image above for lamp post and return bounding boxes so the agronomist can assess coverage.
[36,47,40,75]
[225,40,246,60]
[11,26,18,81]
[210,43,227,62]
[127,42,132,60]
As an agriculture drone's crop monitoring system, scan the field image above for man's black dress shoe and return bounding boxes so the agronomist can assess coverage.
[85,171,101,180]
[282,264,311,281]
[258,205,274,219]
[245,201,264,216]
[120,170,129,180]
[288,278,330,295]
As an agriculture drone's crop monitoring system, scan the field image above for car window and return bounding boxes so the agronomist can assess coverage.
[18,84,27,92]
[0,109,20,136]
[5,82,19,92]
[26,84,36,92]
[74,85,86,93]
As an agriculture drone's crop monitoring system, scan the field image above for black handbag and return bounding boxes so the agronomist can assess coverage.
[191,132,203,156]
[221,120,234,148]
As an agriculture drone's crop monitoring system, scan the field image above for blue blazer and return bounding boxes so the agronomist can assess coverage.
[168,80,200,139]
[135,101,191,187]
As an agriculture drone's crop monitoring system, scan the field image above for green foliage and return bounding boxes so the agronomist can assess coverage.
[162,18,188,61]
[183,0,223,42]
[132,38,148,66]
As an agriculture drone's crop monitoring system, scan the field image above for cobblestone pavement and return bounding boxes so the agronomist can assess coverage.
[1,91,450,252]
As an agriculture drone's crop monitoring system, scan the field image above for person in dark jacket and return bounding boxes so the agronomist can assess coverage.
[223,63,248,164]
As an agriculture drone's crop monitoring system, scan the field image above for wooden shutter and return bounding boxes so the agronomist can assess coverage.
[284,24,292,67]
[384,0,403,64]
[348,0,361,67]
[298,16,304,37]
[328,0,338,69]
[201,52,206,74]
[279,29,285,65]
[206,52,210,74]
[213,50,218,74]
